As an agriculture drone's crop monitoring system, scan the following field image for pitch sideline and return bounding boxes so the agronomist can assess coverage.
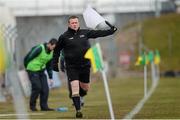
[0,113,44,117]
[123,80,159,119]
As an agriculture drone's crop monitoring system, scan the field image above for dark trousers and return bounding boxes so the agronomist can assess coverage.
[27,70,49,109]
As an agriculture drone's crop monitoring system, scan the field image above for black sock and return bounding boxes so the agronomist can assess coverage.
[79,87,87,97]
[72,96,81,111]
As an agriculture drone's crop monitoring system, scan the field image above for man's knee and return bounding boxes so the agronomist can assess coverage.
[80,82,89,91]
[79,82,89,97]
[70,80,80,97]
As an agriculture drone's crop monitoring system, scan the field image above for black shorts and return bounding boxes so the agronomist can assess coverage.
[66,66,90,83]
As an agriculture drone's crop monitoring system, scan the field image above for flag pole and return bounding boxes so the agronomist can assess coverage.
[101,70,115,120]
[155,64,160,83]
[151,61,156,87]
[6,65,29,119]
[144,65,147,97]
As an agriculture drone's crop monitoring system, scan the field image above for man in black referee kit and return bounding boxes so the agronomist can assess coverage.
[53,16,117,118]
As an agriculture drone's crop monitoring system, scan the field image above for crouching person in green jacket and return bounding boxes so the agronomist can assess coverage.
[24,38,57,111]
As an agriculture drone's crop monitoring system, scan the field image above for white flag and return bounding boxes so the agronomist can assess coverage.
[83,5,105,29]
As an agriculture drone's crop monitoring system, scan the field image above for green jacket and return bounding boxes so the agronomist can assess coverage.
[24,43,53,79]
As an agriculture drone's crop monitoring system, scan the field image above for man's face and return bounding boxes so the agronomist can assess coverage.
[68,18,80,31]
[48,44,56,51]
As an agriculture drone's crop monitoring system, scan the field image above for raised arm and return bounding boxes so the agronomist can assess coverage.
[87,21,117,39]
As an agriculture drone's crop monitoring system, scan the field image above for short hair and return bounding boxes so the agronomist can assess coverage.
[48,38,57,45]
[68,16,79,23]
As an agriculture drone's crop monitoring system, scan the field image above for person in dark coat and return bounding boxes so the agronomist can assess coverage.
[53,16,117,118]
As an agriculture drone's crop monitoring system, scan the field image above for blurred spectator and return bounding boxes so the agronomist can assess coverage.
[24,38,57,111]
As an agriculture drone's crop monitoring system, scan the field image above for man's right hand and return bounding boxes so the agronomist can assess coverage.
[53,63,59,72]
[60,58,65,72]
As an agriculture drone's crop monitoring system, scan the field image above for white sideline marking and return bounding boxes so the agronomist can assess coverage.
[123,81,158,119]
[0,113,44,117]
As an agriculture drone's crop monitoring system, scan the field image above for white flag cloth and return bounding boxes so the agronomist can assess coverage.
[83,5,105,29]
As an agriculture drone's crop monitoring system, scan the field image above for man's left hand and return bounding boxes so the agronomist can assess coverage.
[105,21,117,33]
[111,26,117,32]
[49,79,54,87]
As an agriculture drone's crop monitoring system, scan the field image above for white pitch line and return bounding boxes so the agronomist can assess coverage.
[123,81,159,119]
[0,113,44,117]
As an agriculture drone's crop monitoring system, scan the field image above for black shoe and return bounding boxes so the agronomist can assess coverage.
[30,108,38,111]
[41,108,54,111]
[76,111,83,118]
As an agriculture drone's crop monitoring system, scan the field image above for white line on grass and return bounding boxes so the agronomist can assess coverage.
[123,80,159,119]
[0,113,44,117]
